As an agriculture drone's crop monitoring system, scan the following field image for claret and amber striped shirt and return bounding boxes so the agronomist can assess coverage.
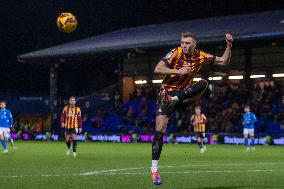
[161,47,213,92]
[191,113,207,132]
[61,106,82,129]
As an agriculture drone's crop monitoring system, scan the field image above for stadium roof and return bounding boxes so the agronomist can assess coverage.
[18,10,284,63]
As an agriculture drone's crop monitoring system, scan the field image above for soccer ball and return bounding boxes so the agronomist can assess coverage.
[56,12,78,33]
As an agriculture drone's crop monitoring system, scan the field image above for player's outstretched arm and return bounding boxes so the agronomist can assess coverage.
[214,33,233,66]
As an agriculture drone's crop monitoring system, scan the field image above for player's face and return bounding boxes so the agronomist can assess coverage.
[244,107,250,113]
[69,98,76,106]
[0,103,6,109]
[195,108,201,114]
[181,37,196,55]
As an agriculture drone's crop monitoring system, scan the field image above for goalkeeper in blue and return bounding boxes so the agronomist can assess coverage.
[0,101,14,153]
[242,105,257,151]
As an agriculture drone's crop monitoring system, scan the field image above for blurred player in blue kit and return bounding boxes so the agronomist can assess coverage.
[0,101,14,153]
[242,105,257,151]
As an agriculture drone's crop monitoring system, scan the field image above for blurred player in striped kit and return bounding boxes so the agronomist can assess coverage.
[191,105,207,153]
[61,96,82,157]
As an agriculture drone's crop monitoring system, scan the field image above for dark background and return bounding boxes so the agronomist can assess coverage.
[1,0,283,94]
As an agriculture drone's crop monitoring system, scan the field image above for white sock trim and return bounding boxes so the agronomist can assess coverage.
[151,160,158,172]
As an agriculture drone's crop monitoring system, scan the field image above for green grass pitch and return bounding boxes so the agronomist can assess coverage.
[0,142,284,189]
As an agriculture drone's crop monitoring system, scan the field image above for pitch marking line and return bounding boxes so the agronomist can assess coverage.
[162,162,284,168]
[1,162,283,178]
[0,169,277,178]
[80,167,144,176]
[101,169,275,175]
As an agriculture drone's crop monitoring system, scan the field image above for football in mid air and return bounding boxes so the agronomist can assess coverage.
[56,12,78,33]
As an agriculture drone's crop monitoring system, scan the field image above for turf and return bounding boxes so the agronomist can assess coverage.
[0,142,284,189]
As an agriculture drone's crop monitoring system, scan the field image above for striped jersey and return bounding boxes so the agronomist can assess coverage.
[161,47,212,92]
[191,113,207,132]
[61,106,82,129]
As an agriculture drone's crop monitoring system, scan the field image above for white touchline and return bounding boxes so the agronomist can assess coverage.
[80,167,144,176]
[160,162,284,168]
[1,162,283,178]
[0,169,279,178]
[80,162,284,176]
[100,169,276,175]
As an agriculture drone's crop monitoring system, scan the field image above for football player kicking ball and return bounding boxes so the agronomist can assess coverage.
[150,32,233,185]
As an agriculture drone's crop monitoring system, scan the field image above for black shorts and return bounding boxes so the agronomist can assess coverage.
[195,132,205,139]
[156,89,198,116]
[156,90,177,116]
[65,128,78,135]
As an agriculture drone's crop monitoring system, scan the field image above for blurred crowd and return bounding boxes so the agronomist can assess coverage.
[80,81,284,135]
[9,81,284,137]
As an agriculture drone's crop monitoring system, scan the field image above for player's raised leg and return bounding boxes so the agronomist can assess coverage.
[168,79,208,103]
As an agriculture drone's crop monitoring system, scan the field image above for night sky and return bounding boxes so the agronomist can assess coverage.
[0,0,283,94]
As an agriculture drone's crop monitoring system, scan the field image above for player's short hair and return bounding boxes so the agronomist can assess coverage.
[69,96,76,101]
[244,105,250,109]
[0,100,6,104]
[181,32,197,42]
[195,105,201,110]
